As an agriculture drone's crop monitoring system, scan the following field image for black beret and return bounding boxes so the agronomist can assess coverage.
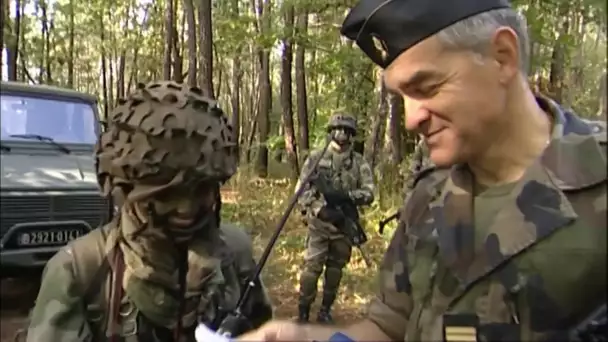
[340,0,512,68]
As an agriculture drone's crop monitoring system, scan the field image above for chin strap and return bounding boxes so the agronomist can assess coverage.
[214,182,222,228]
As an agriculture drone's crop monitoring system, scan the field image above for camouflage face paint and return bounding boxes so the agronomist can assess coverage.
[331,128,353,147]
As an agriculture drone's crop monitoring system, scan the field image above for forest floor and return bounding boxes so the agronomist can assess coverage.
[0,176,400,341]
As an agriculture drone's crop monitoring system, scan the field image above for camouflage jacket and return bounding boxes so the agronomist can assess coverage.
[406,138,434,190]
[367,98,607,341]
[295,143,375,234]
[25,222,273,342]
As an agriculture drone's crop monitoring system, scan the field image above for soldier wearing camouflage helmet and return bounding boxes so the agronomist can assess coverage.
[405,136,435,190]
[237,0,607,340]
[293,112,375,324]
[25,81,273,342]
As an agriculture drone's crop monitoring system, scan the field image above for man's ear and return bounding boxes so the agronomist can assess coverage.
[490,26,520,84]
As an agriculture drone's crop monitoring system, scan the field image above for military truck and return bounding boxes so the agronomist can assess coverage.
[0,81,111,276]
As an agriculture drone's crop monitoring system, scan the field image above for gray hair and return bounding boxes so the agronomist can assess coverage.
[436,8,530,74]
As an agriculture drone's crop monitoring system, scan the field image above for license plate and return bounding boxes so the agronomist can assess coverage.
[17,229,82,247]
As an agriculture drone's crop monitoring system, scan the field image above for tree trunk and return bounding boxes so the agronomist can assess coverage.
[230,0,241,155]
[6,0,20,81]
[365,73,388,169]
[387,92,404,163]
[16,0,26,82]
[163,0,175,80]
[108,42,115,109]
[172,0,183,83]
[198,0,214,97]
[183,0,197,87]
[36,1,46,83]
[100,10,109,119]
[295,11,310,160]
[548,3,570,103]
[254,0,272,177]
[280,2,299,178]
[67,0,75,87]
[116,2,131,99]
[43,3,52,84]
[0,0,5,79]
[599,72,607,119]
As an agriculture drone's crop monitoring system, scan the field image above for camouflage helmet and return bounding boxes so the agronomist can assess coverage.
[327,112,357,134]
[95,81,238,200]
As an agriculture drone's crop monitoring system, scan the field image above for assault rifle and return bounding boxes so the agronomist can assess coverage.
[211,136,333,338]
[378,212,399,235]
[547,302,607,342]
[310,171,372,268]
[569,302,607,342]
[377,166,443,235]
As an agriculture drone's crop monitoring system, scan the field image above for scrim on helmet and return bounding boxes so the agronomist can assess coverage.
[95,81,238,201]
[327,113,357,134]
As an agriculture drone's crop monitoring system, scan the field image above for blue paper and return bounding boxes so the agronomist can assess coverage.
[328,332,355,342]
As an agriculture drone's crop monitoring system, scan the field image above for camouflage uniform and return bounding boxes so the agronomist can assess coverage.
[25,81,273,342]
[295,113,375,324]
[367,96,607,341]
[406,137,434,190]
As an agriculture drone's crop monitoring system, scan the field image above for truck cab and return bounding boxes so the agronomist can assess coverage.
[0,81,111,276]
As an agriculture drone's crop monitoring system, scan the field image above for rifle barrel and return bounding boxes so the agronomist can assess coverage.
[378,212,399,235]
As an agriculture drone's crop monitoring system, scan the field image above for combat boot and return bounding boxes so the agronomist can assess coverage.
[316,306,334,324]
[296,304,310,324]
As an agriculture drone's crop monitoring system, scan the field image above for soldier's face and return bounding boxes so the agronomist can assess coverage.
[383,29,521,167]
[141,182,217,228]
[331,127,352,146]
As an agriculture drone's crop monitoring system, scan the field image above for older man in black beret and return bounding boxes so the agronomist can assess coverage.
[238,0,607,341]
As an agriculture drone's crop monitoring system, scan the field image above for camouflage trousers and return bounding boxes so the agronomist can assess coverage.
[298,229,352,309]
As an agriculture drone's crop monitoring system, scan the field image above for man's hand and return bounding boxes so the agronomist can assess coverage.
[324,190,351,203]
[235,319,391,342]
[235,320,311,341]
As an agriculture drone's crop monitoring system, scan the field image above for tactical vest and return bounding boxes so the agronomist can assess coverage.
[67,227,239,342]
[313,148,361,192]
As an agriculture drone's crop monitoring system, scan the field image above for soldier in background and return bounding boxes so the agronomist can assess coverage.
[405,136,434,190]
[294,113,375,324]
[26,81,273,342]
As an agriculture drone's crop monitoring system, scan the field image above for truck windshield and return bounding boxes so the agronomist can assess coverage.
[1,94,97,145]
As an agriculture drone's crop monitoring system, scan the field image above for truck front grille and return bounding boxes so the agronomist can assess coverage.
[0,193,111,243]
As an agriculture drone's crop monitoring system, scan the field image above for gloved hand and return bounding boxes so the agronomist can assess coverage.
[323,190,351,203]
[317,207,344,226]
